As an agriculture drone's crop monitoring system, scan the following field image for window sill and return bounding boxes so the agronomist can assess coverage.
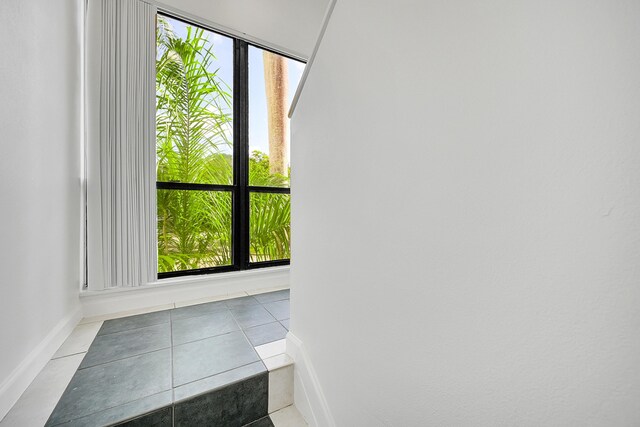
[80,265,290,319]
[80,265,290,297]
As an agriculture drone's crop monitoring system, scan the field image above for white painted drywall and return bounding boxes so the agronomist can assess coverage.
[157,0,328,58]
[0,0,82,418]
[290,0,640,425]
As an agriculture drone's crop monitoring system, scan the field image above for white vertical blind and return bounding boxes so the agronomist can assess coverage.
[87,0,156,289]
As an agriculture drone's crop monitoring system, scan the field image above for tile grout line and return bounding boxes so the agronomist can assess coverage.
[229,308,270,373]
[172,361,267,401]
[96,318,171,338]
[77,325,173,370]
[169,305,175,404]
[170,304,176,427]
[278,319,290,331]
[171,301,177,426]
[77,347,172,373]
[51,350,89,360]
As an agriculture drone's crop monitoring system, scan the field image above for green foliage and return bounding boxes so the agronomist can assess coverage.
[249,150,289,187]
[247,151,290,262]
[156,18,233,185]
[250,193,291,262]
[156,17,290,273]
[156,16,233,272]
[158,190,232,271]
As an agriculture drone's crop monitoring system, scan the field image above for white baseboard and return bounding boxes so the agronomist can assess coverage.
[0,307,83,421]
[81,266,290,319]
[286,332,336,427]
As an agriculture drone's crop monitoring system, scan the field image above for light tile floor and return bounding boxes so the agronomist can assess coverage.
[0,355,85,427]
[52,322,104,359]
[0,287,306,427]
[270,405,309,427]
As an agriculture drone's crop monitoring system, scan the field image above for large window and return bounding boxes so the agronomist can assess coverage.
[156,14,303,278]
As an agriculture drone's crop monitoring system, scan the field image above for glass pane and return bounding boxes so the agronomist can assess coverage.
[156,15,234,185]
[249,46,305,187]
[157,189,232,272]
[250,193,291,262]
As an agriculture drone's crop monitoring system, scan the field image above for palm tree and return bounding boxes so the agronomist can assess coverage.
[262,51,289,176]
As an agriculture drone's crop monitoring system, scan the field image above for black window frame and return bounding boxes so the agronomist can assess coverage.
[156,12,298,279]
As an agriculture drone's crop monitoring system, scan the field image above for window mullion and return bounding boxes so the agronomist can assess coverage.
[233,39,250,270]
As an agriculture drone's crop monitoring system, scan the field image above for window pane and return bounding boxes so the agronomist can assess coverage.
[157,189,232,272]
[250,193,291,262]
[156,15,234,185]
[248,46,305,187]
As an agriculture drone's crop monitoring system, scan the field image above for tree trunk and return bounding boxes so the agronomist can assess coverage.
[263,51,289,175]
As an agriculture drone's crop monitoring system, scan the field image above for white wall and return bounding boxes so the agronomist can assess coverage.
[290,0,640,425]
[157,0,328,58]
[0,0,83,419]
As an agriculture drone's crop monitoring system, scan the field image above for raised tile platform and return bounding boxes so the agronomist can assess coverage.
[45,290,290,427]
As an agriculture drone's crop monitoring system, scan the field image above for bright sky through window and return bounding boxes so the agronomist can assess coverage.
[170,19,304,157]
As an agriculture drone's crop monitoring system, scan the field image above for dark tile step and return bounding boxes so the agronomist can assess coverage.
[47,371,269,427]
[174,372,268,427]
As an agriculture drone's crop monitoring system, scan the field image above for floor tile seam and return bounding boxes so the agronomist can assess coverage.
[260,296,291,304]
[171,298,232,311]
[173,359,269,395]
[169,307,176,399]
[230,313,257,348]
[231,298,270,307]
[244,320,286,332]
[77,346,172,371]
[257,296,289,304]
[270,403,294,413]
[96,320,171,338]
[222,292,253,309]
[49,389,174,427]
[257,299,286,306]
[226,301,261,310]
[76,319,105,326]
[262,306,284,321]
[229,309,260,328]
[51,350,88,360]
[170,327,243,350]
[264,298,291,322]
[172,365,268,404]
[234,306,279,324]
[169,306,231,322]
[242,414,274,427]
[230,310,262,341]
[169,306,234,324]
[229,315,270,373]
[277,321,289,332]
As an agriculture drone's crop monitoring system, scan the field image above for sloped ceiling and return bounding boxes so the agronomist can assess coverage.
[159,0,329,58]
